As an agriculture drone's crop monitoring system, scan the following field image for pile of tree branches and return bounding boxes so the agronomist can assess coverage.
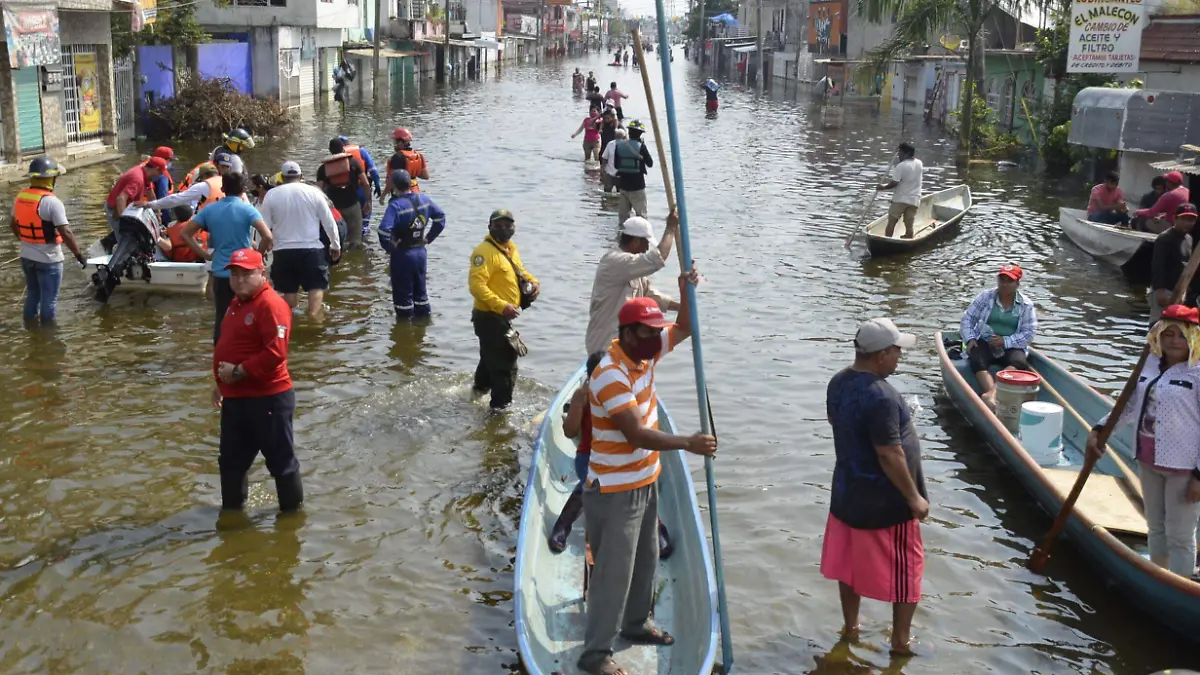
[143,77,295,141]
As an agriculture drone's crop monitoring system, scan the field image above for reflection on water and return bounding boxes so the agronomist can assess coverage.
[0,54,1192,673]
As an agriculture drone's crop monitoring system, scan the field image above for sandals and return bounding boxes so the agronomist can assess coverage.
[578,656,628,675]
[620,626,675,646]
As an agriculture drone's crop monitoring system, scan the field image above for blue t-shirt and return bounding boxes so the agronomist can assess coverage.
[192,197,262,279]
[826,368,927,530]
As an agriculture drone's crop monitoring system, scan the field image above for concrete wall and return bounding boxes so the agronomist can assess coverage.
[0,43,17,161]
[251,26,281,99]
[196,0,315,27]
[60,10,110,44]
[1138,64,1200,92]
[1120,151,1176,200]
[845,13,893,60]
[466,0,502,33]
[317,0,360,30]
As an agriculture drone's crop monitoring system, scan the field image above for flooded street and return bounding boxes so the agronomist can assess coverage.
[0,52,1193,673]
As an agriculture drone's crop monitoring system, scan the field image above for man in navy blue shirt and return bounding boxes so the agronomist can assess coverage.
[822,317,928,657]
[180,172,274,342]
[378,170,445,319]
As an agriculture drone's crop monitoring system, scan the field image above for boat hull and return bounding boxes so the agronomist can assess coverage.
[85,255,209,294]
[1058,207,1155,279]
[936,332,1200,641]
[864,185,972,256]
[514,365,718,675]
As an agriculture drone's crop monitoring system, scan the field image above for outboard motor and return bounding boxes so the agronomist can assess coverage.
[92,206,161,303]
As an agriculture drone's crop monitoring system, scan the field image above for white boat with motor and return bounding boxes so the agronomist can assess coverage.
[86,207,208,301]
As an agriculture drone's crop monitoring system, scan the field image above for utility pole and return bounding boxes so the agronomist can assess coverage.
[373,0,384,88]
[755,0,763,89]
[537,0,545,63]
[444,0,451,79]
[697,0,706,64]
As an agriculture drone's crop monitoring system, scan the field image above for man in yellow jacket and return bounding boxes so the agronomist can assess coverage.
[469,209,540,411]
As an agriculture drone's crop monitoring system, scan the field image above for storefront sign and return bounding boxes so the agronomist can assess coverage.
[506,14,538,35]
[74,53,102,135]
[1067,0,1144,73]
[39,64,62,91]
[3,6,60,69]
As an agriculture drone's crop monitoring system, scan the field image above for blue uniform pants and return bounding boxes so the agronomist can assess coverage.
[390,246,429,318]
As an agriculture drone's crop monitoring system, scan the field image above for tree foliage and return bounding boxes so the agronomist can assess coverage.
[683,0,736,40]
[111,2,211,61]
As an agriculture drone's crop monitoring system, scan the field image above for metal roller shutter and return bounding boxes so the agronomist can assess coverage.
[13,67,43,153]
[299,58,316,105]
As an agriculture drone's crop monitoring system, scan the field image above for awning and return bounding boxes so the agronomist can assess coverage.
[732,45,757,53]
[1150,146,1200,176]
[475,39,501,49]
[345,48,424,58]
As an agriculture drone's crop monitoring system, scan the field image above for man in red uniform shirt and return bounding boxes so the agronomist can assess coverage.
[105,157,168,232]
[212,248,303,512]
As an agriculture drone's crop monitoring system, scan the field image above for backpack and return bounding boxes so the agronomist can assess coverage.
[322,153,353,188]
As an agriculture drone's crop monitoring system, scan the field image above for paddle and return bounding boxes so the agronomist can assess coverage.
[1028,249,1200,573]
[843,157,896,249]
[636,17,736,673]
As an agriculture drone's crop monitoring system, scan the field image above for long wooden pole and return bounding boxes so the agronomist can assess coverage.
[630,29,676,216]
[1029,248,1200,573]
[645,10,736,672]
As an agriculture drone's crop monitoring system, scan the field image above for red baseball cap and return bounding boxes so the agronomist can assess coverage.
[145,156,168,171]
[1176,203,1198,217]
[1165,171,1185,185]
[225,248,265,270]
[1162,304,1200,325]
[152,146,175,161]
[618,297,672,328]
[998,263,1023,280]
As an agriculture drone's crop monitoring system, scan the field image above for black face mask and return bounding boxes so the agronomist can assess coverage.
[490,227,513,244]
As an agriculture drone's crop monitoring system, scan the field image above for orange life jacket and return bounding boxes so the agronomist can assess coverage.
[177,163,209,193]
[166,220,209,263]
[14,187,60,245]
[386,150,425,193]
[197,176,225,211]
[323,154,354,188]
[344,144,367,173]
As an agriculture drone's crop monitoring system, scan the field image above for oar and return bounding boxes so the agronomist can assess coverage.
[1028,250,1200,573]
[1037,377,1142,507]
[644,14,736,673]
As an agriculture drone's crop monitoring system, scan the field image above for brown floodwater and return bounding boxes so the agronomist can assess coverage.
[0,53,1191,674]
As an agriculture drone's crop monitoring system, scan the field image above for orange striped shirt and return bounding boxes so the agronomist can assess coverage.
[587,326,678,493]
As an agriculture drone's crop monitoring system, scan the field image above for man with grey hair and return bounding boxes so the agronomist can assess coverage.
[259,161,341,320]
[821,317,928,657]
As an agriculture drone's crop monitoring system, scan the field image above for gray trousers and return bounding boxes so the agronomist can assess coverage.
[340,202,364,248]
[1140,462,1200,576]
[618,189,648,225]
[581,481,659,663]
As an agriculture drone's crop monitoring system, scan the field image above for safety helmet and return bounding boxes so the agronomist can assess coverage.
[392,127,414,143]
[390,169,412,190]
[627,119,647,132]
[223,127,255,151]
[28,156,61,178]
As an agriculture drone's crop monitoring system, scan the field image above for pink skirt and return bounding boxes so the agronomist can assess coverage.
[820,513,923,604]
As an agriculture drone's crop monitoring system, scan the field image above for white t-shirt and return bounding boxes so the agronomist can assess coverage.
[148,180,211,211]
[601,142,619,177]
[20,194,69,263]
[890,158,923,207]
[259,181,340,252]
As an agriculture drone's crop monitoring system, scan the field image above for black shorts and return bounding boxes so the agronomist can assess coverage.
[967,343,1031,374]
[270,248,329,293]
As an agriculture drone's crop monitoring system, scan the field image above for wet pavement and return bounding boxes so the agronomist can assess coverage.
[0,52,1191,673]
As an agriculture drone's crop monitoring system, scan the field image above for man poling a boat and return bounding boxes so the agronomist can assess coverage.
[822,317,927,658]
[469,210,540,412]
[1136,171,1190,233]
[379,169,446,319]
[211,247,303,515]
[614,120,653,225]
[1150,203,1198,325]
[180,172,274,343]
[959,264,1038,409]
[258,161,342,321]
[876,142,923,240]
[579,278,716,675]
[12,156,86,326]
[1087,304,1200,578]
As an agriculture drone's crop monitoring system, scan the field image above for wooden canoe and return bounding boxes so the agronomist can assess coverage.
[514,365,718,674]
[935,331,1200,641]
[864,185,972,256]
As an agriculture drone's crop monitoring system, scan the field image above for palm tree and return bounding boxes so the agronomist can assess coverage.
[857,0,1029,159]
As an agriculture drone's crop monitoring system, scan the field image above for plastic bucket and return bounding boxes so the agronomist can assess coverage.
[1019,401,1065,466]
[995,369,1041,434]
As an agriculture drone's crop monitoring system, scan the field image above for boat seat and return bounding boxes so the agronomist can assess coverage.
[1043,469,1147,537]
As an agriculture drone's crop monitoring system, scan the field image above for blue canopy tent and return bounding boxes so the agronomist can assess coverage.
[710,13,738,25]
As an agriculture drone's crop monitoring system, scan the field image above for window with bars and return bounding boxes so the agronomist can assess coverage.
[61,45,105,144]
